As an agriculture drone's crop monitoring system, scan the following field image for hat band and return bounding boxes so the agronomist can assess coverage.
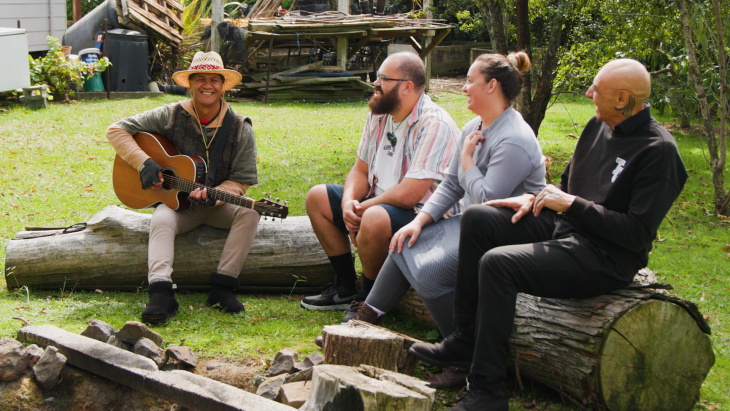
[189,64,223,71]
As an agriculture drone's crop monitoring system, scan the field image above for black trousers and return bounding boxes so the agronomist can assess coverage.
[454,205,633,378]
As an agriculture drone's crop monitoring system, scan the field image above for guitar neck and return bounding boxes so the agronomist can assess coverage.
[169,177,254,209]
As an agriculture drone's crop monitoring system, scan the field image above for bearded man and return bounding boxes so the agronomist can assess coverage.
[302,52,460,325]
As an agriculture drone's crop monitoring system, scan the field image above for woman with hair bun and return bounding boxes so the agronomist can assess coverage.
[344,51,546,391]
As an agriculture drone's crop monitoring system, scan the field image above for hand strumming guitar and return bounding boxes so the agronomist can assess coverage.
[140,158,163,190]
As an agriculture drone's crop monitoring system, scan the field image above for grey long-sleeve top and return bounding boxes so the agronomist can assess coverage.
[420,107,547,221]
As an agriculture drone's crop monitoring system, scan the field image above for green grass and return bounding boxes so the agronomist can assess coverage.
[1,92,728,410]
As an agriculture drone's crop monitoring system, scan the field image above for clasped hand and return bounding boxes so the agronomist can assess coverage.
[342,199,364,246]
[484,185,575,223]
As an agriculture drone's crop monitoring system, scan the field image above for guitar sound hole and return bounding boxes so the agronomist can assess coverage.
[161,169,176,192]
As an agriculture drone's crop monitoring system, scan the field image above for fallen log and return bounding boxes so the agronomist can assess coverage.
[321,320,419,375]
[396,269,714,411]
[299,364,435,411]
[4,205,333,292]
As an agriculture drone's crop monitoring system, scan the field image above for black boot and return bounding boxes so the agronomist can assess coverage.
[450,375,508,411]
[141,281,179,324]
[206,273,245,313]
[408,323,475,368]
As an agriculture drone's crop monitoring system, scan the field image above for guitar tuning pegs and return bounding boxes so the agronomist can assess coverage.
[276,198,280,202]
[268,194,272,200]
[284,200,288,206]
[272,218,276,222]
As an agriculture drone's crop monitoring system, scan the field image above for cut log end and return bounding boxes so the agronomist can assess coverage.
[599,300,714,410]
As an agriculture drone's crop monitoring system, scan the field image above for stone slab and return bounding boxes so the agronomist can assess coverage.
[18,325,295,411]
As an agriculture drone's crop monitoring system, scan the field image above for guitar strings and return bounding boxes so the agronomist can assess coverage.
[162,175,285,215]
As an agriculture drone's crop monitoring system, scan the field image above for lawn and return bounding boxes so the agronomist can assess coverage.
[0,90,728,410]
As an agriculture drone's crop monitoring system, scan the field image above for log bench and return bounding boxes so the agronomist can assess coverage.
[396,269,714,411]
[4,205,334,292]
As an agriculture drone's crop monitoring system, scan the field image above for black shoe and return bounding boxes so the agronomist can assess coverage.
[450,376,508,411]
[341,288,370,324]
[300,282,357,311]
[141,281,179,324]
[408,324,475,368]
[206,273,245,313]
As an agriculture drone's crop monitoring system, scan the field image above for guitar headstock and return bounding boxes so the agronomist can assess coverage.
[257,197,289,220]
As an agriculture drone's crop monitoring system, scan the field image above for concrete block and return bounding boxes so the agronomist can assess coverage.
[81,319,115,343]
[32,346,67,390]
[280,381,311,408]
[116,321,163,346]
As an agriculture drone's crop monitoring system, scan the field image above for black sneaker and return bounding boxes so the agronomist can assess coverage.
[341,288,370,324]
[300,282,357,311]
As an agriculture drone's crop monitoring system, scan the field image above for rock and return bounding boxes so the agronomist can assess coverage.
[253,373,267,387]
[133,338,165,367]
[256,373,287,401]
[284,367,313,384]
[269,348,298,376]
[80,320,115,343]
[107,335,132,351]
[24,344,44,367]
[116,321,163,346]
[32,346,67,390]
[281,381,311,408]
[294,353,324,372]
[0,338,29,382]
[164,346,197,368]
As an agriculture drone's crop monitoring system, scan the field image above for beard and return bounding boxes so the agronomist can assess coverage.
[368,83,402,115]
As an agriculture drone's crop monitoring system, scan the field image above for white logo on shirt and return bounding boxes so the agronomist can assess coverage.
[612,157,626,183]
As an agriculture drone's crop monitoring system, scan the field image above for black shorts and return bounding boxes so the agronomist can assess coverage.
[326,184,417,235]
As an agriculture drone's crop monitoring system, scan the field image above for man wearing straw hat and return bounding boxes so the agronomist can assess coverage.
[106,51,258,324]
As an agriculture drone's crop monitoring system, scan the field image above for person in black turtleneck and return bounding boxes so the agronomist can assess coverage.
[408,59,689,411]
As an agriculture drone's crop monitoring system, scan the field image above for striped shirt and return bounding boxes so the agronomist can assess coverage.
[356,93,460,210]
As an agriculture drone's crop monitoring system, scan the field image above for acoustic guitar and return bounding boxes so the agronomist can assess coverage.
[112,132,288,220]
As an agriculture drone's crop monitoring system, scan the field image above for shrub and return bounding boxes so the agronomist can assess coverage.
[28,36,111,102]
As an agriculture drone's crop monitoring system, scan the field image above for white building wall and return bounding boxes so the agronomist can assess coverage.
[0,0,67,52]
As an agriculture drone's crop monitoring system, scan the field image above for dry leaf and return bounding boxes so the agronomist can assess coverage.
[704,315,710,321]
[566,133,577,139]
[94,289,103,294]
[722,245,730,250]
[189,305,194,311]
[700,292,705,302]
[708,405,719,410]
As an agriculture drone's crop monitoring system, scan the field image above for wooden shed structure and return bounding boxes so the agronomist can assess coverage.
[0,0,67,52]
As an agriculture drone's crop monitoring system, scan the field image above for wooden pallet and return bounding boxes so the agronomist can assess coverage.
[118,0,183,45]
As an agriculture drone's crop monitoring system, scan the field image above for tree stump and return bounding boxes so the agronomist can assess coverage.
[4,205,333,292]
[321,321,419,375]
[299,364,435,411]
[396,269,714,410]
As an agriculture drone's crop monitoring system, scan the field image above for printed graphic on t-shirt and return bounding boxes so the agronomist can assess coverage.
[383,143,395,156]
[612,157,626,183]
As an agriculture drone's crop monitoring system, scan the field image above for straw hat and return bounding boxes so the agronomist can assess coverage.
[172,51,242,91]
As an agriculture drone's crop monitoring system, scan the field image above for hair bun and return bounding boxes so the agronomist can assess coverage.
[507,51,531,73]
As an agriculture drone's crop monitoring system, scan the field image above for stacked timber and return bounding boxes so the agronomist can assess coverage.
[239,60,374,102]
[115,0,184,46]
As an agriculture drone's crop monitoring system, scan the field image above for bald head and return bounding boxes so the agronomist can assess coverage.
[587,59,651,127]
[598,59,651,102]
[385,51,426,91]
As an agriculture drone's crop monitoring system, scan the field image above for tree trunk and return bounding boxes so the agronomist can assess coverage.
[522,0,567,136]
[477,0,508,55]
[677,0,726,215]
[321,321,419,375]
[710,0,728,214]
[300,365,435,411]
[4,205,334,292]
[396,269,714,410]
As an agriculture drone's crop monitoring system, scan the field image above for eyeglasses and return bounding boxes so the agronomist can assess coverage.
[377,72,408,82]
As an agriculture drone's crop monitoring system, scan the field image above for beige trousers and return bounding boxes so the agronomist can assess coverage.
[148,203,260,284]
